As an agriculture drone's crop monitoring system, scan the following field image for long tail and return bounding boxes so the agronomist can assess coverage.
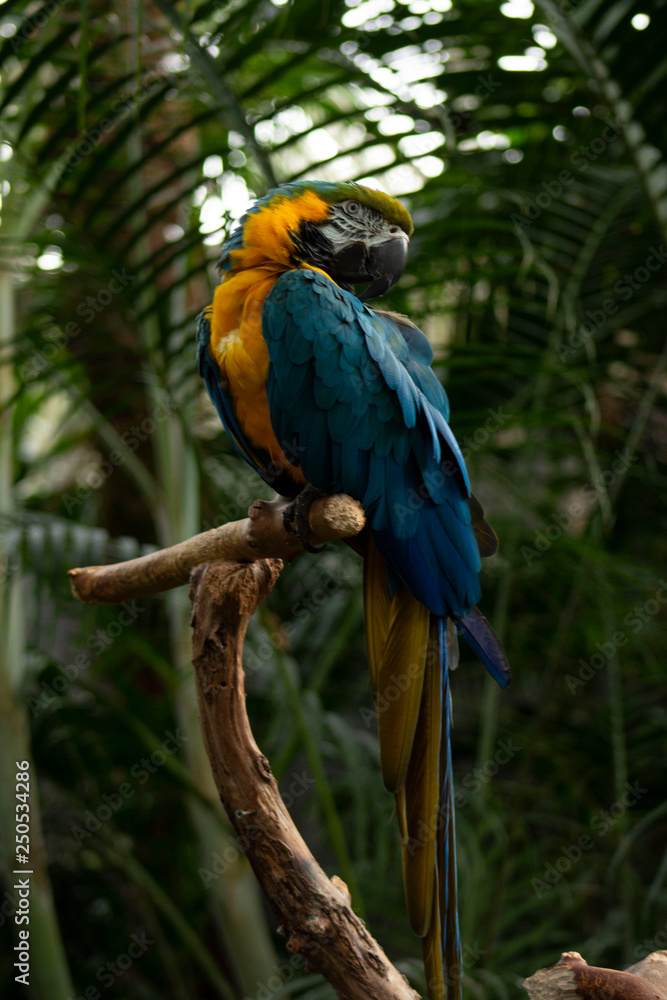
[424,619,461,999]
[364,538,510,999]
[405,617,462,1000]
[364,543,462,1000]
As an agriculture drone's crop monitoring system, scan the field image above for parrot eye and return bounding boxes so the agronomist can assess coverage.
[345,201,360,214]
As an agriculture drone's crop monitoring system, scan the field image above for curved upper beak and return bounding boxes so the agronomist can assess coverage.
[359,233,409,301]
[328,231,409,302]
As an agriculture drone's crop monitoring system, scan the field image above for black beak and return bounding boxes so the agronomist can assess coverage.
[358,236,409,302]
[328,234,409,302]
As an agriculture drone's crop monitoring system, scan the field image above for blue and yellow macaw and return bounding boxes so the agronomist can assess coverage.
[197,180,510,1000]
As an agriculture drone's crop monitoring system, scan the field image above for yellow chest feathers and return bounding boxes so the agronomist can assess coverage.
[207,264,305,482]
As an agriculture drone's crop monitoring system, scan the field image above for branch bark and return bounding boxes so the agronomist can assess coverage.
[67,494,416,998]
[69,494,365,605]
[189,558,418,1000]
[523,951,667,999]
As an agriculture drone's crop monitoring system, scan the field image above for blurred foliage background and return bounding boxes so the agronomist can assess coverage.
[1,0,666,997]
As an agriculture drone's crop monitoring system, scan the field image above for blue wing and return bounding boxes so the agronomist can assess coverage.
[263,269,481,618]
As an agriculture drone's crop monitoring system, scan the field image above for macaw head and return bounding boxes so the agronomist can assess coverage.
[219,180,413,301]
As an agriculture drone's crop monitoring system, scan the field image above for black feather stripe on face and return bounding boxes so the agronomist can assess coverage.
[291,219,335,268]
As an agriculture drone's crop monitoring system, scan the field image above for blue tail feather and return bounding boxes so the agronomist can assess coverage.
[453,607,511,689]
[440,618,462,1000]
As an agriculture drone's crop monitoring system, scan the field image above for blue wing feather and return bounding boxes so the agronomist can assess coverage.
[263,269,480,618]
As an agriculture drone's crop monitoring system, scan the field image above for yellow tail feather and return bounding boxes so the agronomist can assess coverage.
[363,535,393,690]
[423,891,445,1000]
[377,588,430,793]
[400,618,442,937]
[363,543,461,1000]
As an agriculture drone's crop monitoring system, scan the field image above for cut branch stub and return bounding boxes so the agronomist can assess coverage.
[523,951,667,1000]
[189,558,418,1000]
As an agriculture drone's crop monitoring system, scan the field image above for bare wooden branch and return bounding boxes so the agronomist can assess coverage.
[67,490,412,996]
[189,558,419,1000]
[523,951,667,1000]
[69,494,365,605]
[627,952,667,995]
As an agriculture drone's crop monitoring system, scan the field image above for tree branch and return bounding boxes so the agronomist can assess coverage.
[67,494,418,998]
[189,558,418,1000]
[523,951,667,999]
[69,494,365,605]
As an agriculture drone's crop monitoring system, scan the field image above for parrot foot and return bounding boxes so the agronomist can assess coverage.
[282,484,328,553]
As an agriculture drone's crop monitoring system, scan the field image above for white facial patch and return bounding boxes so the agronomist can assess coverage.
[320,200,398,247]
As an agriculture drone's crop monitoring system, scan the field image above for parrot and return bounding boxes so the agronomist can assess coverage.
[196,180,510,1000]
